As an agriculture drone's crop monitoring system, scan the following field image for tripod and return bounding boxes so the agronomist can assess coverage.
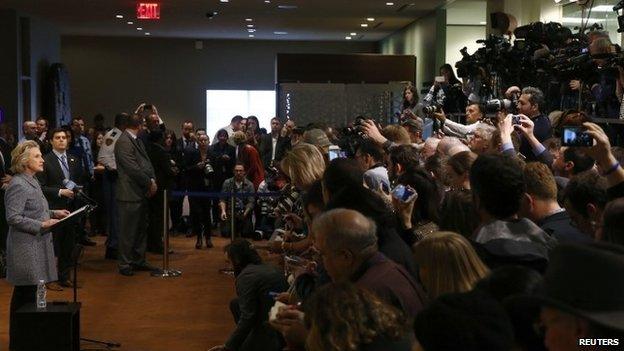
[67,205,121,350]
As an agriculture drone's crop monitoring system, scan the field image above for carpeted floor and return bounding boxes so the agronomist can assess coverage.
[0,236,238,351]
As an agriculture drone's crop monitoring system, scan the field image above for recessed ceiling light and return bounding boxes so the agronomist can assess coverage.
[136,27,143,31]
[367,18,375,22]
[264,0,271,3]
[345,36,352,40]
[360,23,368,27]
[127,21,134,25]
[386,2,394,5]
[145,32,151,36]
[220,0,229,2]
[247,24,254,27]
[248,29,256,32]
[350,32,357,36]
[249,34,255,38]
[274,31,288,35]
[115,14,123,19]
[246,18,253,22]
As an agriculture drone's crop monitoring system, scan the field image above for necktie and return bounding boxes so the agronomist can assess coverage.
[60,154,70,180]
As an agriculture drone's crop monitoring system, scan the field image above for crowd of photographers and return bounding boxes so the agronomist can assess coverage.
[201,69,624,350]
[208,28,624,349]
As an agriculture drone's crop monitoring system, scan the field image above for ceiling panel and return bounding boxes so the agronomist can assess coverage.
[0,0,450,41]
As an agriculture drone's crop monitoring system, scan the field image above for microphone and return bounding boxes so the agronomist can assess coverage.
[63,179,98,208]
[63,179,78,190]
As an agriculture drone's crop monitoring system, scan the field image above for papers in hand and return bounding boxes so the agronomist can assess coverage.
[49,205,90,230]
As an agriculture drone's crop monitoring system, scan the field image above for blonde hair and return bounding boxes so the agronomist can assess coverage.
[281,143,326,190]
[414,231,489,299]
[11,140,40,174]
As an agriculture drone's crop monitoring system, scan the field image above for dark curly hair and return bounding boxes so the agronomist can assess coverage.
[305,283,408,351]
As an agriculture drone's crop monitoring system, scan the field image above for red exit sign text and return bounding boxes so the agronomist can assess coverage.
[137,3,160,20]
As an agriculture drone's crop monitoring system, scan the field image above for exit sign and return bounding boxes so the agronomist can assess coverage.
[137,3,160,20]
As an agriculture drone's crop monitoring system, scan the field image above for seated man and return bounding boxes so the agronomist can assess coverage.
[552,147,595,179]
[413,290,515,351]
[470,154,557,273]
[523,243,624,350]
[563,170,608,240]
[520,162,590,244]
[220,163,255,238]
[312,208,427,321]
[213,239,288,351]
[402,118,424,149]
[354,139,389,192]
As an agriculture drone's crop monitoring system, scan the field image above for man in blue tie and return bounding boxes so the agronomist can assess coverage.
[37,128,87,288]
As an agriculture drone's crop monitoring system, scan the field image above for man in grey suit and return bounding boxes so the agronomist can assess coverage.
[114,114,158,276]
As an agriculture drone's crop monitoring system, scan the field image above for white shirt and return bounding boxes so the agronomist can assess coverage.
[126,129,138,139]
[271,135,278,160]
[442,120,490,139]
[97,127,122,170]
[52,149,71,196]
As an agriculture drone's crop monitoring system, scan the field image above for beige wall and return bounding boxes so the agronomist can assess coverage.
[446,25,487,71]
[380,14,440,92]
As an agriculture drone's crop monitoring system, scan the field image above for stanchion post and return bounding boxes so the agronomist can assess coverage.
[163,189,169,271]
[230,190,236,242]
[152,189,182,277]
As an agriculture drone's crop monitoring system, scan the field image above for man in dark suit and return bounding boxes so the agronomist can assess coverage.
[115,114,158,276]
[145,128,176,253]
[170,120,197,234]
[37,128,86,288]
[259,118,288,169]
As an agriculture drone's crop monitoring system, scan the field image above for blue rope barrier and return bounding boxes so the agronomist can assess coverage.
[169,190,282,199]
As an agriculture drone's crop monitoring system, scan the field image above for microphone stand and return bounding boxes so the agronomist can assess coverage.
[65,199,120,350]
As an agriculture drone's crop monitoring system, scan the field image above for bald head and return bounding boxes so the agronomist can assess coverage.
[22,121,37,138]
[313,208,377,254]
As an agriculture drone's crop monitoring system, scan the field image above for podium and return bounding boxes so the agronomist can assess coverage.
[13,302,81,351]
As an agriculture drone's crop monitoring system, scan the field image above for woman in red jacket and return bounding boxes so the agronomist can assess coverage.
[232,131,265,190]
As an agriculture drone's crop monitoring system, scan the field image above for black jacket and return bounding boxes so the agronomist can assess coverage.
[538,210,591,244]
[182,147,213,191]
[37,151,85,210]
[211,142,236,187]
[225,263,288,351]
[146,142,176,190]
[259,134,288,169]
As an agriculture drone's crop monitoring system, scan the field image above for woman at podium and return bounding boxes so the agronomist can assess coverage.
[4,141,69,350]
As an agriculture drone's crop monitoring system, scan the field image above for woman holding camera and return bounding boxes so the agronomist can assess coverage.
[424,64,467,115]
[184,133,214,249]
[6,141,70,349]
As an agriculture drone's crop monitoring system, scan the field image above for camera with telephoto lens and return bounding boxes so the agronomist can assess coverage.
[420,104,442,116]
[483,98,517,114]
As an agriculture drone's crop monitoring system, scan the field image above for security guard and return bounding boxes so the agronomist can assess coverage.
[98,113,127,259]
